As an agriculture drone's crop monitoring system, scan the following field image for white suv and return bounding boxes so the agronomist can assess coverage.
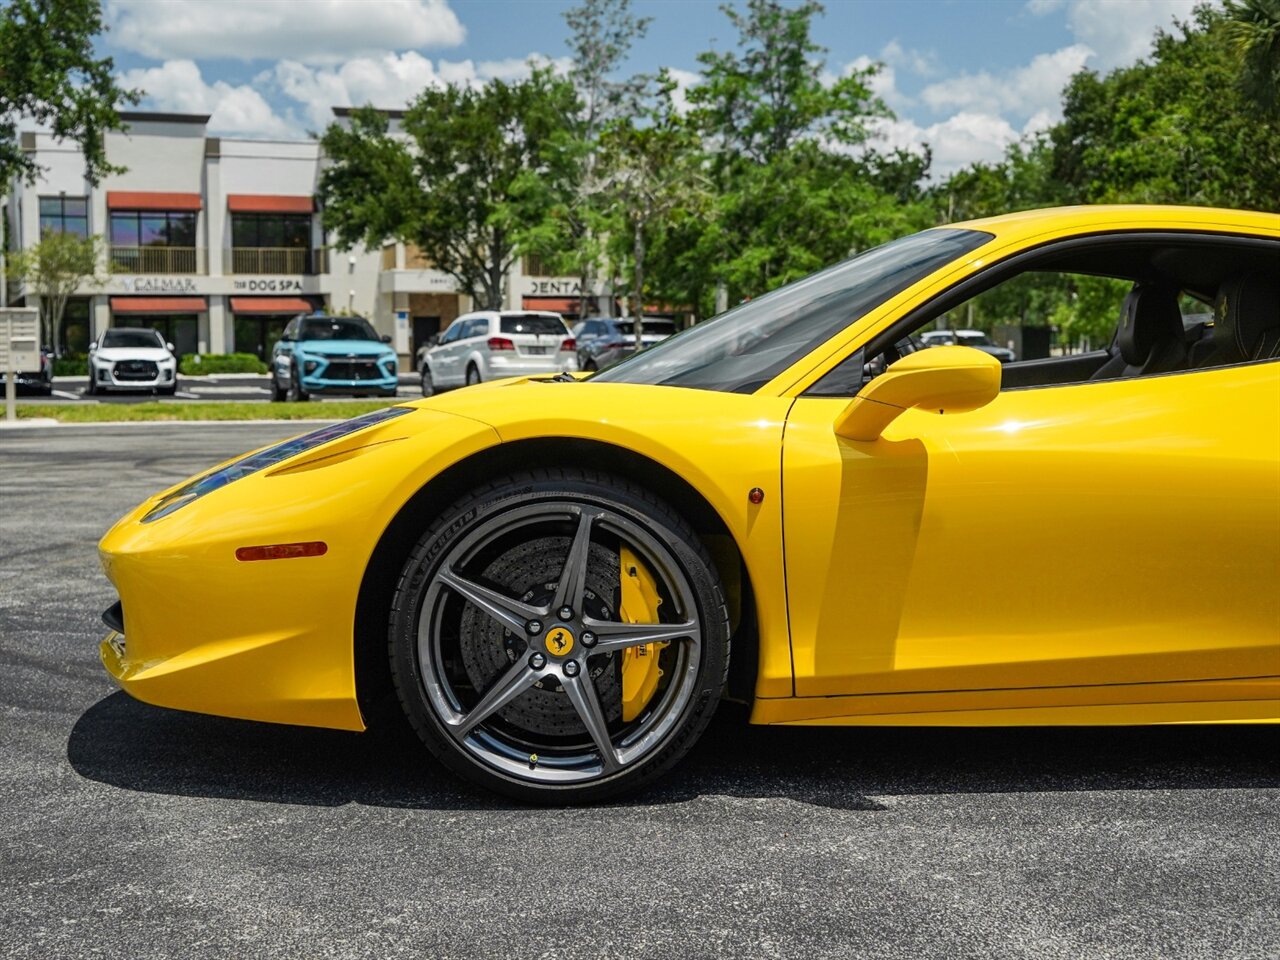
[87,327,179,395]
[419,310,576,395]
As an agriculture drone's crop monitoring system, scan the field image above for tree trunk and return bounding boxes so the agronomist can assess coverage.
[632,217,645,351]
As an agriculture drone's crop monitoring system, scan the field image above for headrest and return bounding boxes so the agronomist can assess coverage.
[1214,273,1280,361]
[1116,283,1183,365]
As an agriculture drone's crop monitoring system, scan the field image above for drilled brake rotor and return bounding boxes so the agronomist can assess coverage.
[458,536,623,736]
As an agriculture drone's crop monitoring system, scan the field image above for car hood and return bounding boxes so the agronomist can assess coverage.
[93,347,173,362]
[296,339,393,357]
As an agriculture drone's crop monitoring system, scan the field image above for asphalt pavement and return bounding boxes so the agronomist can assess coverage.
[1,423,1277,959]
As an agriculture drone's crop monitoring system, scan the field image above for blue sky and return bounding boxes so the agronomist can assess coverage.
[100,0,1202,176]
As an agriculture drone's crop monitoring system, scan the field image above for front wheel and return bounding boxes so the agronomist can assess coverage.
[388,469,730,803]
[286,365,309,403]
[465,363,481,387]
[421,365,435,397]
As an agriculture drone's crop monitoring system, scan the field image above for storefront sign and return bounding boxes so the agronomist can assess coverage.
[232,278,304,292]
[120,276,197,293]
[531,279,583,296]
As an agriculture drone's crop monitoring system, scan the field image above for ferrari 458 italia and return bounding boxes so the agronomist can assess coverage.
[99,206,1280,802]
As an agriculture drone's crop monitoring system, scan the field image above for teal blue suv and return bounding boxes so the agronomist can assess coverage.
[271,312,398,402]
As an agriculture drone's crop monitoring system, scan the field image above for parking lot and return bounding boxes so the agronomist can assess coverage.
[2,423,1277,959]
[21,373,422,404]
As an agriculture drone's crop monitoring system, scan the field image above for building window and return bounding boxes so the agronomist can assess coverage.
[109,210,197,247]
[109,210,200,273]
[231,213,311,249]
[230,214,315,273]
[522,254,554,277]
[39,197,89,237]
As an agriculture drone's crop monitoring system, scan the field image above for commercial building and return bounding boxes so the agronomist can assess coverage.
[3,111,612,365]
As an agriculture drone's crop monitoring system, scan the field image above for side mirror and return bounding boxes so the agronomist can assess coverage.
[88,342,97,351]
[425,334,439,347]
[381,334,393,344]
[166,342,175,353]
[834,346,1000,442]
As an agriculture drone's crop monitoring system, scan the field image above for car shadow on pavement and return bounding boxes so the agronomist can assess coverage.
[67,691,1278,812]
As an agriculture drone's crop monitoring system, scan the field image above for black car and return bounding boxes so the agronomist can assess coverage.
[572,317,676,371]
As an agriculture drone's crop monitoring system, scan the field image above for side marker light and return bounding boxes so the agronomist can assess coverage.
[235,542,328,562]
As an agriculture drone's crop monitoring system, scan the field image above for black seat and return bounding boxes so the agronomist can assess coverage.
[1091,283,1187,380]
[1190,272,1280,368]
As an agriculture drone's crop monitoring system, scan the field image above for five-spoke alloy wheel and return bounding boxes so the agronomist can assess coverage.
[389,469,729,803]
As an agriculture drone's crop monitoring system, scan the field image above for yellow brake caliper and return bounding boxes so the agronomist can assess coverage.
[618,546,667,722]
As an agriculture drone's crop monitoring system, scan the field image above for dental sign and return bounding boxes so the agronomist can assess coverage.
[232,278,303,292]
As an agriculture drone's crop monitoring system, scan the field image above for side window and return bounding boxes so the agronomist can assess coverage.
[467,318,490,339]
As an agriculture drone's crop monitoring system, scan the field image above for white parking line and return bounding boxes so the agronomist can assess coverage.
[51,389,82,400]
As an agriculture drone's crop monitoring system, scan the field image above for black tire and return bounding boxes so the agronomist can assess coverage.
[85,375,96,397]
[421,365,435,397]
[286,365,309,402]
[270,371,287,402]
[159,382,177,397]
[388,468,730,804]
[465,363,481,387]
[583,359,598,372]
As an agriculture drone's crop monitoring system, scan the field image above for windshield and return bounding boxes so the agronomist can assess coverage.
[300,317,379,341]
[102,329,163,349]
[592,228,991,393]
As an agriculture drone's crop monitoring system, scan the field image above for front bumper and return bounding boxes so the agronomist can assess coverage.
[93,362,176,390]
[97,406,499,731]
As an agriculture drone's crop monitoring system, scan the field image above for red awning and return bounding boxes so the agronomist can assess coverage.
[106,191,203,211]
[521,297,579,314]
[229,297,313,315]
[110,297,208,313]
[226,194,314,214]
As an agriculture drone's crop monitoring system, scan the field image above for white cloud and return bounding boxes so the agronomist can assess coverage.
[272,53,569,131]
[871,112,1022,178]
[919,43,1093,121]
[121,60,296,138]
[1062,0,1200,70]
[1026,0,1066,15]
[664,68,701,114]
[107,0,465,64]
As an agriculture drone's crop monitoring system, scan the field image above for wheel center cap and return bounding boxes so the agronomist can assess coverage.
[544,625,575,657]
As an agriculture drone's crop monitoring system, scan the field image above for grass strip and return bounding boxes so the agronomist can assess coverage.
[18,400,404,423]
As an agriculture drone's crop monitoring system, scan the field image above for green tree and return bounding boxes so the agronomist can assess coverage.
[0,0,137,186]
[1050,6,1280,209]
[5,231,105,353]
[595,76,709,344]
[1223,0,1280,112]
[560,0,652,315]
[666,0,930,313]
[318,69,579,310]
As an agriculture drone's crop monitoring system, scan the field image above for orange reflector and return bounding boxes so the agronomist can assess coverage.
[235,541,328,562]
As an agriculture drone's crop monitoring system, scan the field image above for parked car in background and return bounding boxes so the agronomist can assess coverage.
[87,328,178,395]
[271,313,397,402]
[921,328,1017,362]
[419,310,575,396]
[572,317,677,371]
[6,347,53,396]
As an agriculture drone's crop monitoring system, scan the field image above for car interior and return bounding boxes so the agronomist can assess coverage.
[810,233,1280,396]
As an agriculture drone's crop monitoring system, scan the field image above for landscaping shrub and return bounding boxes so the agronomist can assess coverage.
[53,353,88,376]
[179,353,269,376]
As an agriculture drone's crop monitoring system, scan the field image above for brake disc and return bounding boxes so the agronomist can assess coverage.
[457,536,623,737]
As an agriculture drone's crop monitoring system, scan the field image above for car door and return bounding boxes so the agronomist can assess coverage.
[782,359,1280,703]
[431,320,464,385]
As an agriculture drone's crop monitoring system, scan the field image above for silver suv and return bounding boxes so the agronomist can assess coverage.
[419,310,576,395]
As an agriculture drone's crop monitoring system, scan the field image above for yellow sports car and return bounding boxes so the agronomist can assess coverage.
[99,206,1280,802]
